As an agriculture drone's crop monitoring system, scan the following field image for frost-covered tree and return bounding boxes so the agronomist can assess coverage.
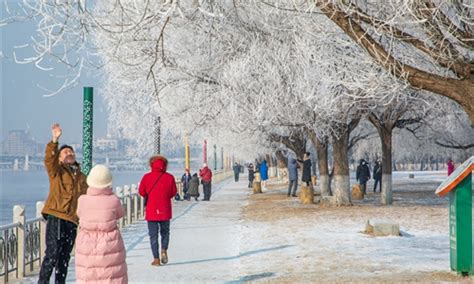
[311,0,474,122]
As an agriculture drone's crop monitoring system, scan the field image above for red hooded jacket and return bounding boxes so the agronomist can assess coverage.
[199,166,213,183]
[139,157,177,221]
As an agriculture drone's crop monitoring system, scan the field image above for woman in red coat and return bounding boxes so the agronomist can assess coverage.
[139,155,177,266]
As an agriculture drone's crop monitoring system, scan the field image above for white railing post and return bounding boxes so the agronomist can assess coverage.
[13,205,25,278]
[36,202,46,266]
[138,182,144,219]
[124,185,132,226]
[116,187,124,229]
[132,184,138,223]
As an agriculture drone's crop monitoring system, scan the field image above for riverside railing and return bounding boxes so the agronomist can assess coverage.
[0,170,231,283]
[0,203,46,284]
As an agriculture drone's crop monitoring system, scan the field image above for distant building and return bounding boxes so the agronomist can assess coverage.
[93,137,134,157]
[1,130,41,156]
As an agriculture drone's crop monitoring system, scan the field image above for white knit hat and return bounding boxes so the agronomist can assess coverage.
[87,164,113,189]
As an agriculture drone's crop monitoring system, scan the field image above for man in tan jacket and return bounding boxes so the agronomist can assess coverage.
[39,123,88,284]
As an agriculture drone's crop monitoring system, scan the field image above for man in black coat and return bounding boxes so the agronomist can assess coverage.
[300,152,312,186]
[373,160,382,193]
[356,159,371,194]
[247,163,255,188]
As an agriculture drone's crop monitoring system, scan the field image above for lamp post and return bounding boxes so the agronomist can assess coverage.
[82,87,93,175]
[153,117,161,154]
[221,147,224,170]
[185,134,190,170]
[213,144,217,170]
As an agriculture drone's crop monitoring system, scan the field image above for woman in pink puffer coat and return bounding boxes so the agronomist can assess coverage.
[75,165,128,283]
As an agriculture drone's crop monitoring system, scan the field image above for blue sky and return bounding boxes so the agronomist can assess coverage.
[1,4,108,144]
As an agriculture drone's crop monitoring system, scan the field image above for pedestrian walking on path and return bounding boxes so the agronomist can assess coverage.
[139,155,177,266]
[299,152,312,186]
[356,159,371,194]
[248,163,255,188]
[447,158,455,175]
[259,160,269,189]
[188,173,200,201]
[75,165,128,283]
[199,163,213,201]
[233,162,241,182]
[181,169,192,201]
[39,123,88,284]
[287,158,299,197]
[373,159,382,193]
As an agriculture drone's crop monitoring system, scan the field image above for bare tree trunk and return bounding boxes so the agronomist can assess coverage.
[380,129,393,205]
[275,150,288,180]
[316,138,330,196]
[368,114,394,205]
[332,131,351,206]
[275,150,288,168]
[309,133,331,196]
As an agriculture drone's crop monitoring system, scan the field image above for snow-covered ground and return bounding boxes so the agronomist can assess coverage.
[21,171,472,283]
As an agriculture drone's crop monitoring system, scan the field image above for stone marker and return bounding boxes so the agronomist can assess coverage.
[352,184,364,200]
[365,220,400,237]
[299,185,314,204]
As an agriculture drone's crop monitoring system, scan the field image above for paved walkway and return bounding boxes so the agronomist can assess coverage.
[26,177,252,283]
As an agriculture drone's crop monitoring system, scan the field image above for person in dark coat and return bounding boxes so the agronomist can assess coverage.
[373,160,382,193]
[181,169,192,201]
[248,163,255,188]
[447,159,455,176]
[187,173,200,201]
[287,158,299,197]
[199,163,213,201]
[356,159,371,194]
[233,162,241,182]
[300,152,312,186]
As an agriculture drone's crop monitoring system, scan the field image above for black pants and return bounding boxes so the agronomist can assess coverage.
[373,178,382,192]
[203,182,212,200]
[38,215,77,284]
[248,178,254,188]
[147,221,170,259]
[234,174,239,182]
[288,180,297,196]
[360,182,367,194]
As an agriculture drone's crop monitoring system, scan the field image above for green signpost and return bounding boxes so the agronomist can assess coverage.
[82,87,93,175]
[436,156,474,275]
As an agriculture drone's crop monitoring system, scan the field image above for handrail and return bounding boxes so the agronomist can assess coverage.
[0,223,20,231]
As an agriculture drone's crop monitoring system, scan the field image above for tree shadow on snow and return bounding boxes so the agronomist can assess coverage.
[164,245,293,266]
[225,272,276,283]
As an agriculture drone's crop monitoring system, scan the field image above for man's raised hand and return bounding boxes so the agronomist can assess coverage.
[51,123,62,143]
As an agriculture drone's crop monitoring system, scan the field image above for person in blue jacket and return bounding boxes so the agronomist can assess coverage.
[259,160,269,189]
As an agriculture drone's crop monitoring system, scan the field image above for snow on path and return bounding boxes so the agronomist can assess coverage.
[125,179,248,283]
